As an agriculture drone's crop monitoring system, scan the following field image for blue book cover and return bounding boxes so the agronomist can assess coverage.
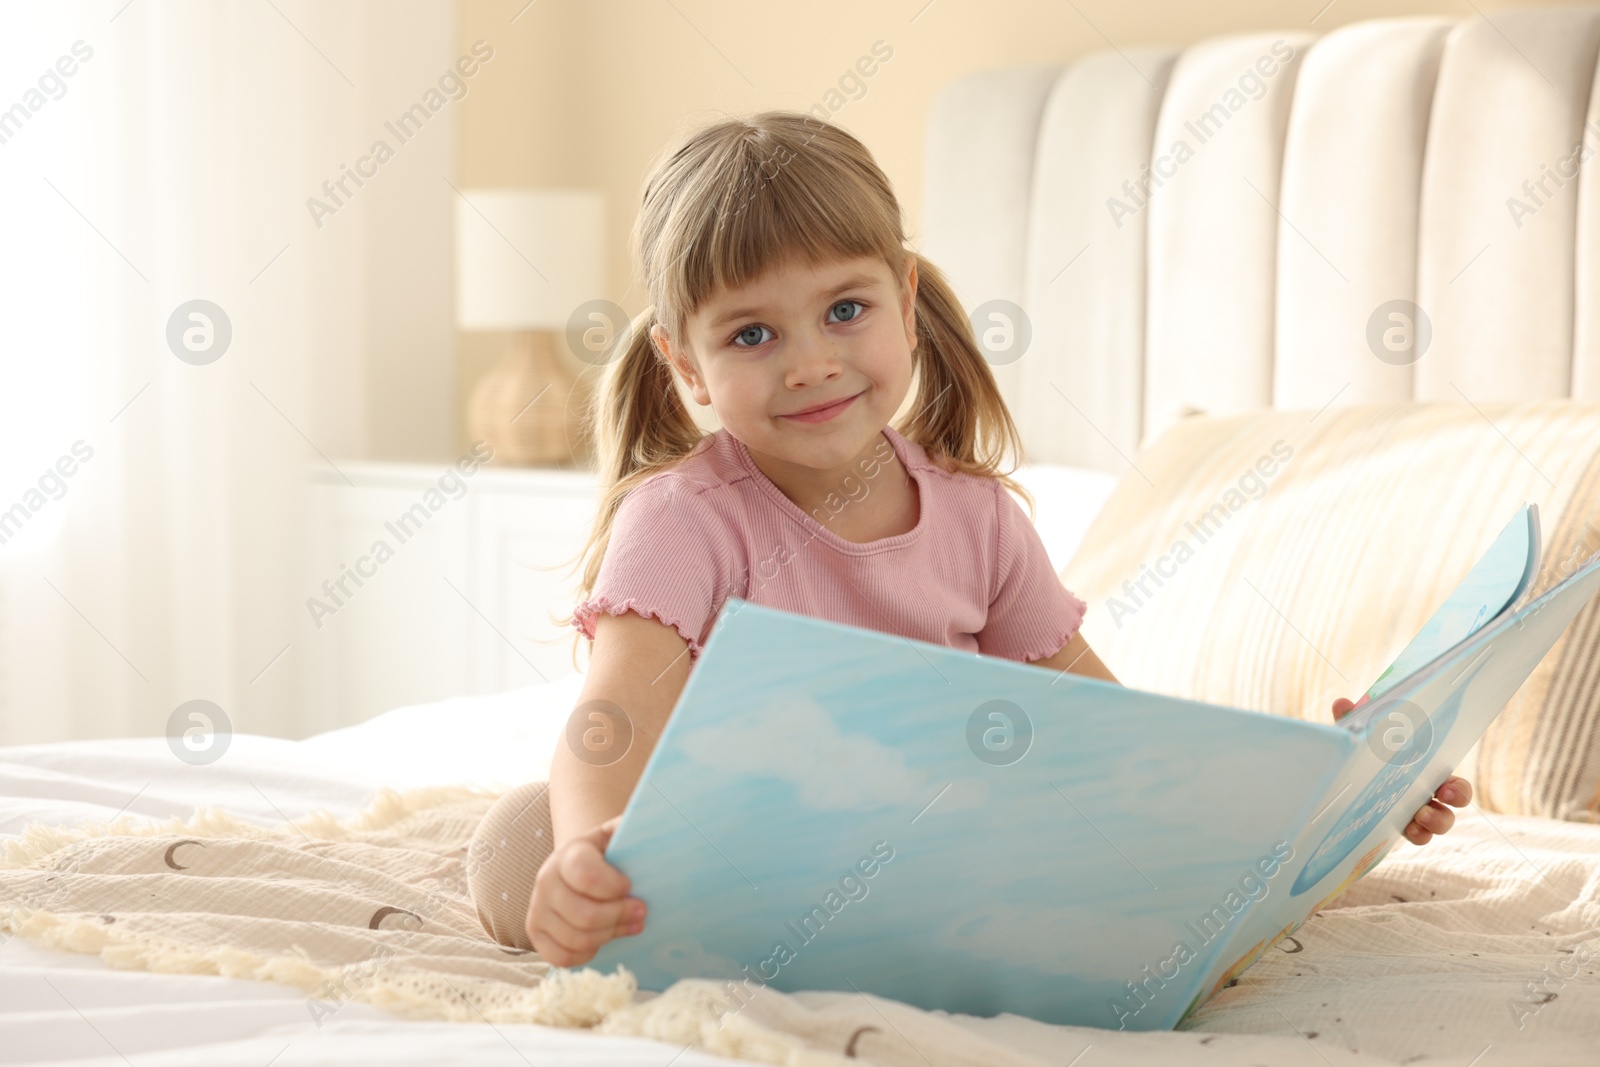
[585,505,1600,1030]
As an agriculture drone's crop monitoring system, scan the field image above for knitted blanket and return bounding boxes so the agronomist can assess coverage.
[3,784,1597,1067]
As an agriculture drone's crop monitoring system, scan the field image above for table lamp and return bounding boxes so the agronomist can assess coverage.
[455,188,605,466]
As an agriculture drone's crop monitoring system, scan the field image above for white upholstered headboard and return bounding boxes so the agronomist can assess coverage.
[921,7,1600,472]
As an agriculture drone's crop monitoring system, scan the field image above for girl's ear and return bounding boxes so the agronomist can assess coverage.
[652,323,711,406]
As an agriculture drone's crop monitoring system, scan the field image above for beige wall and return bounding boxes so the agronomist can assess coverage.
[453,0,1568,454]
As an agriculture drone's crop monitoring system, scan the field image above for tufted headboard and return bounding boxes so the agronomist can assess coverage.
[921,6,1600,473]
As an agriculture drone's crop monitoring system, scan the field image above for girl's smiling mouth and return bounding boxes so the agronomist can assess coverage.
[780,390,863,424]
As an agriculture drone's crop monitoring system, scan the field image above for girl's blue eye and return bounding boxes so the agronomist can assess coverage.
[733,324,771,348]
[727,300,866,349]
[829,299,864,324]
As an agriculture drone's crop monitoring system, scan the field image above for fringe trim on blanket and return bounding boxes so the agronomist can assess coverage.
[2,903,869,1064]
[596,980,867,1067]
[1,905,637,1028]
[0,784,511,867]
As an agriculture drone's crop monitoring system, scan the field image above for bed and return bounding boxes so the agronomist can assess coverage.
[10,5,1600,1065]
[6,655,1600,1067]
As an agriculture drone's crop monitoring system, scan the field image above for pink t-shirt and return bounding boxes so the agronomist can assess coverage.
[571,424,1087,668]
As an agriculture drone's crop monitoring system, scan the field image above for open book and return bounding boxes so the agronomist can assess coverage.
[586,504,1600,1031]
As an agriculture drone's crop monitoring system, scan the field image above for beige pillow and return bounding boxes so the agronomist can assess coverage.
[1059,402,1600,821]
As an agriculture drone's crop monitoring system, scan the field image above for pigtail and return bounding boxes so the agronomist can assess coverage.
[897,253,1037,521]
[552,305,704,670]
[590,304,703,490]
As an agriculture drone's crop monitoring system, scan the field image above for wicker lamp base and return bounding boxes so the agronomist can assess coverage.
[467,330,593,467]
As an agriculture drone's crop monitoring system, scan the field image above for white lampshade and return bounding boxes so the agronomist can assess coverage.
[454,188,606,331]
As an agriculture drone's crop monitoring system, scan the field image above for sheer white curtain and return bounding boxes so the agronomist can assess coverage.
[0,0,456,744]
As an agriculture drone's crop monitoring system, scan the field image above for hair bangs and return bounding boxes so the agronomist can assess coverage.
[660,123,904,344]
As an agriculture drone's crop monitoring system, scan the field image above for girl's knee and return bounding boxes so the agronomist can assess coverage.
[466,781,552,950]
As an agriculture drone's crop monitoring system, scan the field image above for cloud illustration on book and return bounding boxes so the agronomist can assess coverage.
[933,901,1123,978]
[677,696,927,810]
[651,938,744,980]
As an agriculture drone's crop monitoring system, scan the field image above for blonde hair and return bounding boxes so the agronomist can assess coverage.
[555,110,1033,668]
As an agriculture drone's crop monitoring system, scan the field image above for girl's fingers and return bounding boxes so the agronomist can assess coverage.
[551,884,632,935]
[541,894,631,953]
[1413,798,1455,835]
[1403,818,1434,846]
[1331,697,1356,721]
[530,880,644,966]
[525,831,641,965]
[560,838,632,901]
[1435,775,1473,806]
[530,912,590,965]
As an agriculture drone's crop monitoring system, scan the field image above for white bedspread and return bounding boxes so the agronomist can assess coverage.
[4,676,1599,1066]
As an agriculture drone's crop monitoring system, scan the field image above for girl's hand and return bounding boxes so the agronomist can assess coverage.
[1331,696,1474,846]
[525,814,647,966]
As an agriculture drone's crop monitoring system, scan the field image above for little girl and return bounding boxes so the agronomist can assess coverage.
[465,111,1472,966]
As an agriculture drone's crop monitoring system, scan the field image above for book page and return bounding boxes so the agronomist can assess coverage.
[1354,504,1537,713]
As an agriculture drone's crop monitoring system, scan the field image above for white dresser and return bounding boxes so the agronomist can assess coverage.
[303,460,599,733]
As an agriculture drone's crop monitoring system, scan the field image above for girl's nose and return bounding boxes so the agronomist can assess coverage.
[784,331,843,388]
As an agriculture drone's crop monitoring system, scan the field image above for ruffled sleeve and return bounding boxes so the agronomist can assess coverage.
[572,478,735,660]
[975,481,1088,662]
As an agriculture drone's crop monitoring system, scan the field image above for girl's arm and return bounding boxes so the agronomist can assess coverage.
[1024,628,1120,684]
[526,610,689,965]
[550,610,692,846]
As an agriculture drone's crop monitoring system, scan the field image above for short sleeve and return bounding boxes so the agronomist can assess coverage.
[572,479,733,659]
[974,482,1088,662]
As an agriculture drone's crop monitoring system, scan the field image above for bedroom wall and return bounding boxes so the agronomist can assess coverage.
[454,0,1574,445]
